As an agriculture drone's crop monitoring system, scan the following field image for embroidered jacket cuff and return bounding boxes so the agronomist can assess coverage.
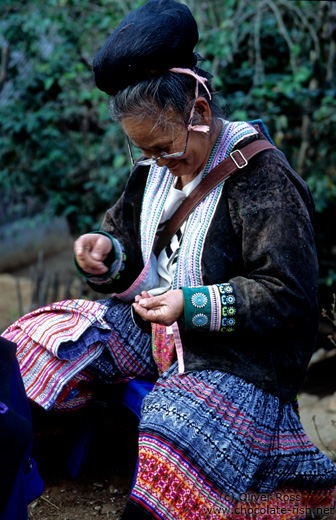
[74,231,126,284]
[182,283,236,332]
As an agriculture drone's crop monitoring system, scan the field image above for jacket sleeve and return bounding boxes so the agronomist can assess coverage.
[76,163,149,294]
[181,149,319,337]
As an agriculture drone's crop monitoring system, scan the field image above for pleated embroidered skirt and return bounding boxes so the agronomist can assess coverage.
[127,366,336,519]
[2,297,336,519]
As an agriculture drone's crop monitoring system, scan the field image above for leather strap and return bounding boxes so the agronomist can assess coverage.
[154,140,275,256]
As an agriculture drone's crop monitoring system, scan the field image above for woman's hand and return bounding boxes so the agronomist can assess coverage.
[74,233,112,275]
[132,289,184,326]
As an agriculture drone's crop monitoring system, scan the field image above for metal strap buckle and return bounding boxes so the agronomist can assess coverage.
[230,149,248,169]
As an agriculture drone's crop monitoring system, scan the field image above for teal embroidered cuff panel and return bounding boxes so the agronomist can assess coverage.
[182,283,236,332]
[74,231,126,284]
[182,286,212,330]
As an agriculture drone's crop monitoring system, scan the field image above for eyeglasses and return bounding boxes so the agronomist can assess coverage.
[126,95,198,167]
[126,128,190,167]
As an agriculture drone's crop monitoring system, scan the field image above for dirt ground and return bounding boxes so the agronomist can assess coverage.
[28,402,139,520]
[1,246,336,519]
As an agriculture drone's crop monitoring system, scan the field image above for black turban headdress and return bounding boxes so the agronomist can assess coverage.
[93,0,199,96]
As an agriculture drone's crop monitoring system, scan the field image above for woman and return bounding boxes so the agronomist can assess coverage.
[3,1,336,518]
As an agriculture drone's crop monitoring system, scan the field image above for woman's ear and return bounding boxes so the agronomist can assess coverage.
[193,97,212,125]
[188,97,212,133]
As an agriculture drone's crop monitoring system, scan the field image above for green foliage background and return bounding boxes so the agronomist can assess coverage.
[1,0,335,287]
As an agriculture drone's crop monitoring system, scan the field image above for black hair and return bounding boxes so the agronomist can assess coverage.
[93,1,226,128]
[93,0,199,97]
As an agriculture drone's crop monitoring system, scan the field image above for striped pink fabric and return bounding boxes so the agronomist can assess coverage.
[2,300,108,410]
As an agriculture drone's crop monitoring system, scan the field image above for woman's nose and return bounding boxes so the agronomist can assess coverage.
[155,155,168,166]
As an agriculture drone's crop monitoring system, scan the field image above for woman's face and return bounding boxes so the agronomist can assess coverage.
[122,101,217,185]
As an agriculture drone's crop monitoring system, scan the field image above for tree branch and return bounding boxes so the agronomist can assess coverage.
[265,0,298,74]
[253,2,265,86]
[0,45,10,91]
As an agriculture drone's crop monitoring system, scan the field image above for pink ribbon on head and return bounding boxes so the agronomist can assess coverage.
[169,67,211,133]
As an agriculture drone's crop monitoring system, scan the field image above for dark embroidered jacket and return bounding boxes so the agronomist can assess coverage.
[88,142,319,402]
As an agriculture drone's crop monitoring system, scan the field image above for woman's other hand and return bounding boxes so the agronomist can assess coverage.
[133,290,184,326]
[74,233,112,275]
